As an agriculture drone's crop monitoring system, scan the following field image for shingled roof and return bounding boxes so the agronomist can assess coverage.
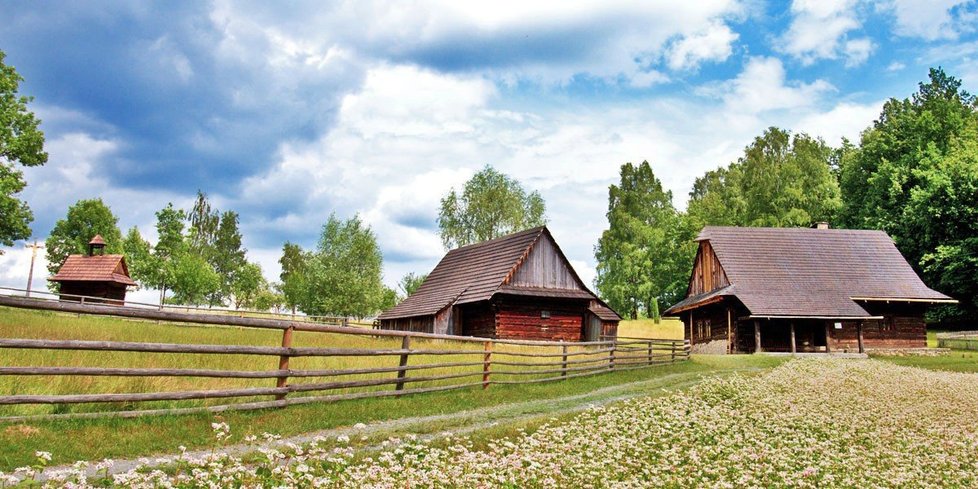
[379,226,619,321]
[49,254,137,286]
[665,226,954,319]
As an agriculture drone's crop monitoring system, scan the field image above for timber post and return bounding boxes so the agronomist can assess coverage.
[482,341,492,389]
[825,322,832,353]
[647,340,654,365]
[790,322,796,354]
[609,340,616,370]
[670,341,676,362]
[395,335,411,392]
[275,325,294,401]
[754,320,762,353]
[857,321,865,354]
[561,344,569,377]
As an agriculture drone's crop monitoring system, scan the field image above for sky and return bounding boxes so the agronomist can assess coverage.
[1,0,977,304]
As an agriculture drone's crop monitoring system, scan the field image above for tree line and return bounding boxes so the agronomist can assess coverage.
[595,68,977,325]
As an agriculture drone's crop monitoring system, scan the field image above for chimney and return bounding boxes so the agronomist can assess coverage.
[813,222,829,230]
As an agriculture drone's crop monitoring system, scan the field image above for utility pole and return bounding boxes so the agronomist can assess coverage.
[24,240,44,297]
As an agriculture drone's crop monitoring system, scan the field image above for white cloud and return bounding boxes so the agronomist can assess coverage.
[794,100,884,145]
[779,0,876,66]
[885,0,974,41]
[843,38,875,66]
[238,59,871,288]
[720,57,835,114]
[209,0,747,86]
[667,21,739,71]
[887,61,907,71]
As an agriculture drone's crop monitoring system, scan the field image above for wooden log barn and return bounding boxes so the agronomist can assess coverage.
[48,235,136,304]
[377,226,621,341]
[663,225,957,354]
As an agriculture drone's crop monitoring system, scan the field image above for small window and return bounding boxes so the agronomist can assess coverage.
[541,310,551,319]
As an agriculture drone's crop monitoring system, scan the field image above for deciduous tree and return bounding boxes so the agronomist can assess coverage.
[594,161,695,320]
[299,214,386,318]
[438,165,546,249]
[45,199,123,285]
[0,50,47,250]
[687,127,840,229]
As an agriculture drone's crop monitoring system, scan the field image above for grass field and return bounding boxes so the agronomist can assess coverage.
[0,306,700,468]
[0,306,688,418]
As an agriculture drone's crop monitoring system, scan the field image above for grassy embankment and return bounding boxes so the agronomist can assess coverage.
[0,307,716,467]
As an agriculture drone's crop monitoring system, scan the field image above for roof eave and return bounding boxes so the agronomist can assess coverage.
[850,296,958,304]
[748,314,884,320]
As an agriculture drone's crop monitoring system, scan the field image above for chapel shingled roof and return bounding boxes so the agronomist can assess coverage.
[664,226,953,318]
[378,226,620,321]
[49,254,137,286]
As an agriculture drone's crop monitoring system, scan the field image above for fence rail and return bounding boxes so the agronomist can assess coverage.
[936,332,978,351]
[0,286,362,326]
[0,295,690,422]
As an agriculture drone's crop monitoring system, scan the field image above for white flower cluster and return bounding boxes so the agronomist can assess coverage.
[7,359,978,488]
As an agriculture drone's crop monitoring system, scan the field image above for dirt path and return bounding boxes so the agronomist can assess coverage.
[37,366,766,481]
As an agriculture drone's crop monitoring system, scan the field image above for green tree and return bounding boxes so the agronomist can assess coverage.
[168,252,221,306]
[45,199,124,283]
[0,50,47,250]
[437,165,546,248]
[121,226,156,288]
[398,272,427,297]
[279,242,307,315]
[150,203,187,303]
[187,190,219,258]
[687,127,840,229]
[594,161,696,320]
[839,68,978,321]
[299,214,386,318]
[254,285,285,312]
[210,210,247,305]
[231,261,266,309]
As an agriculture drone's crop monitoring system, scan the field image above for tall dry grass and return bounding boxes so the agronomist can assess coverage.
[0,307,675,416]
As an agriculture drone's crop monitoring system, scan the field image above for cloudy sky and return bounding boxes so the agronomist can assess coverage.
[1,0,977,303]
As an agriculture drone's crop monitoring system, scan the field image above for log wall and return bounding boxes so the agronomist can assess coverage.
[493,296,586,342]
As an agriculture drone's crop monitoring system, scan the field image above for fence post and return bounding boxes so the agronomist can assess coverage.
[395,336,411,392]
[670,341,676,362]
[561,344,568,378]
[482,341,492,389]
[647,340,654,365]
[609,340,616,370]
[275,325,294,401]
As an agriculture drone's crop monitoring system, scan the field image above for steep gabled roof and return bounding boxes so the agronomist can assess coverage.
[665,226,954,318]
[49,254,137,286]
[378,226,619,320]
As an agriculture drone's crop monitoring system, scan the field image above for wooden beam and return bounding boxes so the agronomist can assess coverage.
[754,320,761,353]
[727,308,732,354]
[824,322,832,353]
[790,322,796,354]
[857,321,865,354]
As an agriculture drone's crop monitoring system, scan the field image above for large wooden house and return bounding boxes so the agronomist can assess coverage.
[377,226,620,341]
[663,225,956,354]
[48,235,136,304]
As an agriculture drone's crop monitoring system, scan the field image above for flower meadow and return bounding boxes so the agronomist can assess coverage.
[6,358,978,488]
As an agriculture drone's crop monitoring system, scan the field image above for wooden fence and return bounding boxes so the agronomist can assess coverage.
[0,286,362,327]
[936,331,978,351]
[0,295,690,422]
